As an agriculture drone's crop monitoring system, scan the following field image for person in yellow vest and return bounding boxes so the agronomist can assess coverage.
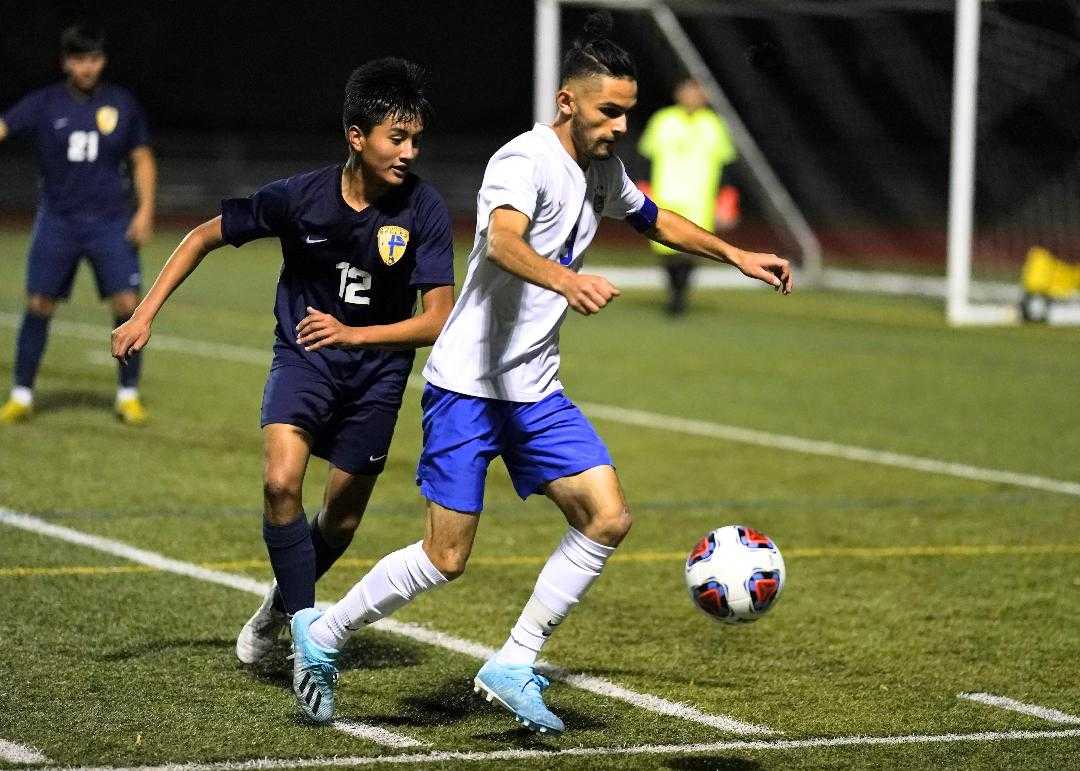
[638,76,736,314]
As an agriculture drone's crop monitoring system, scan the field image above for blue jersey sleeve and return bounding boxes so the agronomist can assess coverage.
[1,89,46,136]
[220,179,291,247]
[409,186,455,288]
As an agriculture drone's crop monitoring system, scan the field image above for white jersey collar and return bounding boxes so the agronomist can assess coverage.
[533,123,588,181]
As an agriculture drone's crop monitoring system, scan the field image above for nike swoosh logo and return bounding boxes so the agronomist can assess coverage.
[369,454,388,462]
[304,235,328,244]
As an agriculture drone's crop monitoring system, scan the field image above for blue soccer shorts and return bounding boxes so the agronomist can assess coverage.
[26,207,141,300]
[261,346,406,476]
[416,383,614,513]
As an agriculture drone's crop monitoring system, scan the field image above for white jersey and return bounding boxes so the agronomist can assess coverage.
[423,123,647,402]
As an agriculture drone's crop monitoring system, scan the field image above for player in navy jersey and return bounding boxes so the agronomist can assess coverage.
[110,59,455,680]
[0,24,157,425]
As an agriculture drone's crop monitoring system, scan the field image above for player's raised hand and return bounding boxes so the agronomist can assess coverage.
[732,249,793,294]
[561,273,621,316]
[126,209,154,247]
[111,316,151,364]
[297,306,359,351]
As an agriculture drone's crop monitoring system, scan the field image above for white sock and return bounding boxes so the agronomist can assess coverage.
[10,386,32,406]
[496,527,616,667]
[308,541,448,650]
[116,387,139,403]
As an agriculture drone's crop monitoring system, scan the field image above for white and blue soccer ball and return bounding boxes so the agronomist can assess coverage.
[684,525,786,624]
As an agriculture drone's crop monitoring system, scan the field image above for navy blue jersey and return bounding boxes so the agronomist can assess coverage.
[1,82,150,217]
[220,164,455,377]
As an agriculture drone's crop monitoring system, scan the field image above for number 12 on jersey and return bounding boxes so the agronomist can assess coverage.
[335,262,372,305]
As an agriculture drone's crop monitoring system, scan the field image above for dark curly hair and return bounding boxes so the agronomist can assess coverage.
[61,23,106,56]
[560,11,636,83]
[342,57,433,134]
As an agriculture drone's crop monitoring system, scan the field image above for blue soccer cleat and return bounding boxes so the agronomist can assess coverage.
[473,659,565,734]
[289,608,340,723]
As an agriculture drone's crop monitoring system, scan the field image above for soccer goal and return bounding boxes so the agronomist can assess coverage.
[537,0,1080,326]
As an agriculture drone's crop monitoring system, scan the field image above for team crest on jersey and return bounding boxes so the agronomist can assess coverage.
[95,106,119,135]
[377,225,410,266]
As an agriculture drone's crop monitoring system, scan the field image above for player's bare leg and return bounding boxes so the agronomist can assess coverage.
[236,424,313,664]
[477,465,631,734]
[544,464,632,547]
[420,499,480,579]
[2,294,57,423]
[109,290,147,424]
[318,466,378,551]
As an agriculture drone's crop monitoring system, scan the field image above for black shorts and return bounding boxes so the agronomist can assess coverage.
[260,347,407,475]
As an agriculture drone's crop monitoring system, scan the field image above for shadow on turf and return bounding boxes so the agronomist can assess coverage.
[34,389,115,413]
[364,677,475,727]
[96,637,234,662]
[246,634,427,688]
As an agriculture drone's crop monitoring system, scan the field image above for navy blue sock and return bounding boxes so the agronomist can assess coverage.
[14,312,51,389]
[114,315,142,389]
[262,516,315,614]
[271,514,350,613]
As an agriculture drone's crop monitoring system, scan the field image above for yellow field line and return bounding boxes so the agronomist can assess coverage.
[2,542,1078,578]
[0,564,155,577]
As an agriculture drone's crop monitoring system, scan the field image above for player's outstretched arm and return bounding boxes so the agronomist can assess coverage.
[487,206,620,315]
[125,146,157,247]
[647,208,793,294]
[296,284,454,352]
[111,216,225,363]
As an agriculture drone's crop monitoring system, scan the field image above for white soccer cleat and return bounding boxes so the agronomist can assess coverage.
[236,581,288,664]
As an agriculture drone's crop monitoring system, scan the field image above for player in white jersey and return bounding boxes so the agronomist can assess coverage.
[289,12,792,732]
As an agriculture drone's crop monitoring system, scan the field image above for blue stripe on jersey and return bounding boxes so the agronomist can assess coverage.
[626,194,659,233]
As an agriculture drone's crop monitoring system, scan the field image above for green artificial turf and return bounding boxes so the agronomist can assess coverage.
[0,229,1077,770]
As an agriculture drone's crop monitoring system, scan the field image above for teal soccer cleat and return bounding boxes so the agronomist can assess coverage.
[290,608,340,723]
[473,659,565,734]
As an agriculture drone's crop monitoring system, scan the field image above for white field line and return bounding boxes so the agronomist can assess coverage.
[959,693,1080,725]
[577,402,1080,499]
[0,739,47,764]
[373,618,760,734]
[0,312,269,366]
[22,729,1080,771]
[331,721,425,748]
[4,311,1077,500]
[0,508,772,736]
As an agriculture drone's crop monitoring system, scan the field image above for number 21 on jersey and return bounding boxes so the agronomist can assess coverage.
[67,131,99,162]
[335,262,372,305]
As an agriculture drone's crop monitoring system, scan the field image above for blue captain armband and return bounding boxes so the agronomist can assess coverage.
[626,195,659,233]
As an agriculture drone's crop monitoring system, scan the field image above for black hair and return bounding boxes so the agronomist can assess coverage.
[60,23,106,56]
[560,11,636,83]
[342,57,433,134]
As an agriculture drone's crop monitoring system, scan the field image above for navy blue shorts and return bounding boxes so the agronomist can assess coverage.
[416,384,613,513]
[26,208,141,300]
[260,349,406,476]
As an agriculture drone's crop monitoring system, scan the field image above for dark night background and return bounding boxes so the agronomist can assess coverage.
[2,1,1078,263]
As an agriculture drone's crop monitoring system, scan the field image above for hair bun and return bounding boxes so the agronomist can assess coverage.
[581,10,613,43]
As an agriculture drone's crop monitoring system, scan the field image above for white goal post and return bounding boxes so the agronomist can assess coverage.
[946,0,1019,325]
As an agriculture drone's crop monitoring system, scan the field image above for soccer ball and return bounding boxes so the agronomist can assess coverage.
[684,525,786,624]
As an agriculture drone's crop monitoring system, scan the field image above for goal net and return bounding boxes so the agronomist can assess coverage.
[538,1,1080,324]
